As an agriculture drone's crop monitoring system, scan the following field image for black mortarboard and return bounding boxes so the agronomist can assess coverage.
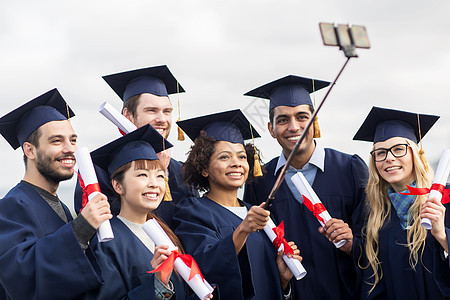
[102,65,185,102]
[353,106,439,143]
[176,109,260,144]
[0,89,75,150]
[91,124,173,177]
[244,75,330,110]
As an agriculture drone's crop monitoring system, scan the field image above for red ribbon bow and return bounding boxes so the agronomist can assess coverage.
[74,170,101,212]
[301,195,327,224]
[399,184,450,204]
[272,221,294,255]
[148,250,205,283]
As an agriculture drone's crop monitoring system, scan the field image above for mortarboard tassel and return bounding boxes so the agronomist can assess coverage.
[177,118,185,141]
[417,113,430,172]
[253,153,263,177]
[312,79,321,138]
[176,82,185,141]
[161,133,173,201]
[163,175,173,201]
[313,116,321,138]
[249,121,263,177]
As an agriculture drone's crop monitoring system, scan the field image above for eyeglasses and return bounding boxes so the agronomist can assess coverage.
[370,143,409,162]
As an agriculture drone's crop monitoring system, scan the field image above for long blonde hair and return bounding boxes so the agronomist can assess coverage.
[362,138,433,293]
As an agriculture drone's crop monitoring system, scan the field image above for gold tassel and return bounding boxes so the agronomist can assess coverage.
[176,82,185,141]
[419,148,430,173]
[253,153,263,177]
[177,118,185,141]
[313,116,321,138]
[163,176,172,201]
[249,120,263,177]
[311,79,321,138]
[416,113,429,172]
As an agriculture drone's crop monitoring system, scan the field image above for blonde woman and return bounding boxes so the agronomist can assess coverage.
[353,107,450,299]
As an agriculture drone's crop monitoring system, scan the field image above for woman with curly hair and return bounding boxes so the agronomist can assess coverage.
[353,107,450,299]
[173,109,302,300]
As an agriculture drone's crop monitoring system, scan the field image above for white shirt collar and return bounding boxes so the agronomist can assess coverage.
[274,140,325,175]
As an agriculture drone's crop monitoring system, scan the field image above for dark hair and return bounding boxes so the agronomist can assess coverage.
[111,159,184,253]
[23,127,42,167]
[269,105,315,124]
[121,94,141,118]
[183,133,262,192]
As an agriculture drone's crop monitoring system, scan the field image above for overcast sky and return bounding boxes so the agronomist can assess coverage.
[1,0,449,212]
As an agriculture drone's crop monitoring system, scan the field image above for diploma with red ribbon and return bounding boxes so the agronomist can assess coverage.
[263,219,307,280]
[75,147,114,242]
[99,101,137,135]
[400,148,450,230]
[143,218,214,300]
[291,172,346,248]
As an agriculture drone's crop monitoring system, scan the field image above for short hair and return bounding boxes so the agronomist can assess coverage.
[183,133,262,192]
[23,127,42,167]
[269,104,314,124]
[121,94,141,118]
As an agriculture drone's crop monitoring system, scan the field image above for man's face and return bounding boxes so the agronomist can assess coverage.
[34,120,77,184]
[126,93,173,139]
[268,104,314,156]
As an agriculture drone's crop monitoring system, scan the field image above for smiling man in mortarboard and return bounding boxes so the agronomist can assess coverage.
[243,75,369,300]
[0,89,112,299]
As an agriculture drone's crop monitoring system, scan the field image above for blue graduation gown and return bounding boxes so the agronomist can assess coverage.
[84,217,190,300]
[358,209,450,299]
[74,159,198,226]
[0,182,103,299]
[172,196,285,300]
[244,148,369,300]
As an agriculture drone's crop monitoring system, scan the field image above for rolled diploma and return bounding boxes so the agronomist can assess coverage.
[143,219,214,300]
[421,148,450,229]
[291,172,346,248]
[263,218,307,280]
[99,101,137,134]
[75,147,114,242]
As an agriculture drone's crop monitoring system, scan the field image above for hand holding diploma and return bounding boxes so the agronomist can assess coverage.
[264,219,307,280]
[291,172,347,248]
[143,219,214,300]
[75,147,114,242]
[400,149,450,229]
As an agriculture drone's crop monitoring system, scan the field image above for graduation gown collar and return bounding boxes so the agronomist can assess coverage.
[274,140,325,175]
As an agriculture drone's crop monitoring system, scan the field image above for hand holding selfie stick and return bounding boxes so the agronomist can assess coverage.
[75,147,114,242]
[264,23,370,209]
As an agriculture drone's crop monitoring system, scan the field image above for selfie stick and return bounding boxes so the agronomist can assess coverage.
[264,23,370,209]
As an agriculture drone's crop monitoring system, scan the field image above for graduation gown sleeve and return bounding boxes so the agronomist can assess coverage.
[173,197,284,300]
[0,183,103,300]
